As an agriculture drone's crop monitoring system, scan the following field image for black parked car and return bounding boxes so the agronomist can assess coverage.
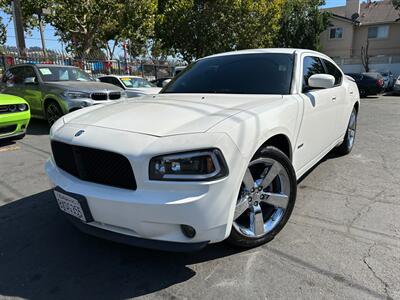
[346,72,385,98]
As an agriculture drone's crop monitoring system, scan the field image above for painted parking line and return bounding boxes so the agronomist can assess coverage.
[0,145,20,152]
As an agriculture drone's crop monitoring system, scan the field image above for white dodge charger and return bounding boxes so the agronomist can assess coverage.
[46,49,359,251]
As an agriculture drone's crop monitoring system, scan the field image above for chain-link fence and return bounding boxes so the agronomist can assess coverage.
[0,48,176,80]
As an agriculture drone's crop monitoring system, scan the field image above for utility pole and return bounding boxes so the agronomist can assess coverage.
[37,8,50,57]
[38,13,46,57]
[11,0,26,57]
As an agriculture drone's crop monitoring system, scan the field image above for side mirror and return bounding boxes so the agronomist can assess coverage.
[162,79,171,87]
[308,74,335,89]
[24,77,37,85]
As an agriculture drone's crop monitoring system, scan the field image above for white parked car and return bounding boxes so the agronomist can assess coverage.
[98,75,161,98]
[46,49,360,251]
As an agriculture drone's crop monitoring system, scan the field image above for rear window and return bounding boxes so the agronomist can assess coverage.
[363,73,382,80]
[162,53,294,95]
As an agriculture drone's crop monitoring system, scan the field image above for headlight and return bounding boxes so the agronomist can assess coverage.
[149,149,228,181]
[17,104,28,111]
[62,91,90,99]
[8,104,16,112]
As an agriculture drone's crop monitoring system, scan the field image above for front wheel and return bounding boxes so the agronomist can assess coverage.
[228,146,297,248]
[45,101,63,127]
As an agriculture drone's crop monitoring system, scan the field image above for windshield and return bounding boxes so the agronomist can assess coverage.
[120,77,155,88]
[162,53,294,95]
[38,66,94,82]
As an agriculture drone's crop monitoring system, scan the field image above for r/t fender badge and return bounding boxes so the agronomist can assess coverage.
[75,130,85,137]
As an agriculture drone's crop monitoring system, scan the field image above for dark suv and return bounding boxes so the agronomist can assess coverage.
[0,64,127,125]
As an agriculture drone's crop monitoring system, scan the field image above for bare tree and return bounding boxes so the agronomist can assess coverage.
[361,39,370,72]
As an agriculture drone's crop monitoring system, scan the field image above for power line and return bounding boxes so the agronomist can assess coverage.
[7,35,59,42]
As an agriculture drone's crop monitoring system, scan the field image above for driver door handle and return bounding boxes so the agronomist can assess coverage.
[332,96,337,101]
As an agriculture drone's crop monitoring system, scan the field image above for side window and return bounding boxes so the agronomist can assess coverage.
[21,66,37,82]
[4,67,24,84]
[99,77,110,83]
[323,59,342,86]
[111,78,124,88]
[2,69,13,83]
[302,56,325,91]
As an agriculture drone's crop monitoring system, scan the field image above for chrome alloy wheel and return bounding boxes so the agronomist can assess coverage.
[233,158,291,238]
[347,109,357,148]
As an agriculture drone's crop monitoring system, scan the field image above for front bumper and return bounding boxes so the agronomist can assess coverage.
[61,95,127,113]
[0,111,30,140]
[45,129,246,250]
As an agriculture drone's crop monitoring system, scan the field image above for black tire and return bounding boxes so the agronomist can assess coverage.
[45,101,63,127]
[336,107,357,155]
[227,146,297,248]
[359,89,367,98]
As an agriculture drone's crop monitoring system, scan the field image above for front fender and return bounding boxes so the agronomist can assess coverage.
[210,96,299,161]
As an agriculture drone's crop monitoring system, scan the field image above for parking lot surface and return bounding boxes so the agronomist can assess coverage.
[0,95,399,300]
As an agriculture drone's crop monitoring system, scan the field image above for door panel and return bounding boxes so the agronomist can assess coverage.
[20,67,43,117]
[321,59,348,139]
[293,56,338,171]
[2,67,24,98]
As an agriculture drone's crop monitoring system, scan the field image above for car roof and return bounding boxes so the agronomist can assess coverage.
[10,64,78,68]
[99,75,143,79]
[202,48,328,60]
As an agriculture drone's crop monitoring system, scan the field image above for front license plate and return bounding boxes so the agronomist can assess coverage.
[54,190,87,222]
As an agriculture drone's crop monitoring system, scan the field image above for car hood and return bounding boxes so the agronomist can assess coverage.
[0,94,27,105]
[45,81,123,92]
[63,94,282,137]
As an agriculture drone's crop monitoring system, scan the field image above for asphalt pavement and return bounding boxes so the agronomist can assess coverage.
[0,95,399,300]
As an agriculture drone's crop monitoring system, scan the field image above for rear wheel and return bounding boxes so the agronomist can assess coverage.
[228,146,297,248]
[336,107,357,155]
[45,101,63,126]
[359,88,367,98]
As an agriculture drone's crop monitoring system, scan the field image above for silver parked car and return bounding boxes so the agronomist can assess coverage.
[98,75,161,98]
[0,64,127,125]
[393,75,400,95]
[379,70,395,90]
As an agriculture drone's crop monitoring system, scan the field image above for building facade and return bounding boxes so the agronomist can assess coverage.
[321,0,400,74]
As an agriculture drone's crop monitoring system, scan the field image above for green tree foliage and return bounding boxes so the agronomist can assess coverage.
[0,0,156,59]
[156,0,283,62]
[276,0,331,50]
[47,0,156,59]
[96,0,157,59]
[0,0,50,31]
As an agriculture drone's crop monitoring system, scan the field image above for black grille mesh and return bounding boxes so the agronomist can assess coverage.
[91,93,108,101]
[109,92,121,100]
[51,141,136,190]
[0,124,17,134]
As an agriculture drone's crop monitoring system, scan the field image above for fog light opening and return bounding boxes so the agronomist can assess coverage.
[181,224,196,238]
[21,125,26,129]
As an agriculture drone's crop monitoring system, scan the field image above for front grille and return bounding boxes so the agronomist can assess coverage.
[109,92,121,100]
[0,105,9,113]
[0,124,17,134]
[0,104,18,114]
[51,141,137,190]
[91,93,108,101]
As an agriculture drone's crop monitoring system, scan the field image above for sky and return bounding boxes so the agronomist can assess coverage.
[0,0,350,54]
